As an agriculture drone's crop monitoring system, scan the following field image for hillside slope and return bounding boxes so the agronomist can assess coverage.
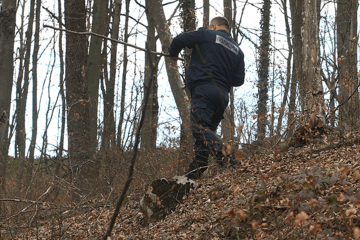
[26,133,360,239]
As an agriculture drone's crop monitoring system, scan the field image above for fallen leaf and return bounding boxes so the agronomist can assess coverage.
[238,209,246,222]
[353,170,360,180]
[354,227,360,239]
[235,149,242,160]
[238,124,243,137]
[251,221,258,229]
[346,207,357,217]
[295,211,309,226]
[309,199,317,207]
[226,144,232,155]
[337,193,346,202]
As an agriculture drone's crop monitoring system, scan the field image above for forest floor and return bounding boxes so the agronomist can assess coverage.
[10,130,360,239]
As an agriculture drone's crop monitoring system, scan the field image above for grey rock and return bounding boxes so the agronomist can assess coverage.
[139,176,198,222]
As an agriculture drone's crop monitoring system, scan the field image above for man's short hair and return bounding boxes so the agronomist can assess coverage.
[210,17,230,30]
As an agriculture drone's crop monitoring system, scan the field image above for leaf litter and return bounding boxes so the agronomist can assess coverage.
[23,135,360,239]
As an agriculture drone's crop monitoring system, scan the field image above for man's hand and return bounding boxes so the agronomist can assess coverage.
[169,56,179,61]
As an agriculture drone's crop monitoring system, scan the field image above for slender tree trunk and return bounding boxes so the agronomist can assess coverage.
[16,0,36,191]
[287,0,303,137]
[337,0,359,126]
[257,0,271,140]
[141,0,159,151]
[87,0,108,153]
[302,0,325,126]
[221,0,235,143]
[203,0,209,27]
[117,0,130,149]
[57,0,66,175]
[0,0,16,205]
[65,0,92,193]
[28,0,41,182]
[102,0,119,153]
[147,0,192,146]
[276,0,292,137]
[179,0,195,149]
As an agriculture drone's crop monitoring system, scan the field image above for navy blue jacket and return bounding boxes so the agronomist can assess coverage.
[169,28,245,92]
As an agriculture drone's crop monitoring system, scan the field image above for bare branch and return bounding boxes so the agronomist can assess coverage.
[43,25,184,61]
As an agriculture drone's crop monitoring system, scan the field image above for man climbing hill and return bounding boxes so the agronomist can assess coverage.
[169,17,245,180]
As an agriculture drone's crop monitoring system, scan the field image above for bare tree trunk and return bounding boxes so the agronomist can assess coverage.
[337,0,359,126]
[141,0,159,151]
[203,0,209,27]
[28,0,41,182]
[57,0,66,175]
[257,0,271,140]
[220,0,235,143]
[87,0,108,153]
[101,0,119,153]
[117,0,130,149]
[179,0,195,149]
[16,0,36,191]
[65,0,92,193]
[0,0,16,211]
[147,0,192,147]
[287,0,303,137]
[276,0,292,137]
[302,0,325,126]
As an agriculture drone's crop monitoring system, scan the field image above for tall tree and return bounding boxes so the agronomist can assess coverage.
[147,0,192,147]
[287,0,303,137]
[57,0,66,169]
[87,0,108,153]
[28,0,41,181]
[102,0,120,152]
[337,0,359,126]
[179,0,195,148]
[257,0,271,140]
[65,0,92,192]
[0,0,17,195]
[302,0,325,125]
[141,0,159,150]
[276,0,292,137]
[16,0,36,190]
[203,0,209,27]
[222,0,235,142]
[117,0,130,148]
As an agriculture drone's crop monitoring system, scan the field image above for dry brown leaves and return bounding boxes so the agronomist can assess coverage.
[21,131,360,239]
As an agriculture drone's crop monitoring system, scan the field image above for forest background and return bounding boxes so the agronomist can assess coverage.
[0,0,359,235]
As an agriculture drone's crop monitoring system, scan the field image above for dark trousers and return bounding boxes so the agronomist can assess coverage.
[188,84,229,174]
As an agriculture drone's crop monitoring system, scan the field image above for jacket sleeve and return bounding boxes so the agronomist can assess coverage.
[232,51,245,87]
[168,30,204,57]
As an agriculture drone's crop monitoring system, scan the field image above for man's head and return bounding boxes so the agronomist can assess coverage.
[209,17,230,33]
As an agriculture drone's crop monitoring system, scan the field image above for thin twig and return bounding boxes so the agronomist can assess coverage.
[43,25,184,61]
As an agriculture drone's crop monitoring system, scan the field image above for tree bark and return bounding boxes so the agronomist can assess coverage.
[203,0,209,27]
[276,0,292,138]
[287,0,303,137]
[16,0,36,191]
[147,0,192,147]
[302,0,325,126]
[101,0,120,152]
[257,0,271,140]
[117,0,130,149]
[28,0,41,182]
[337,0,359,126]
[221,0,235,142]
[65,0,92,193]
[57,0,66,170]
[0,0,16,204]
[87,0,108,153]
[141,0,159,151]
